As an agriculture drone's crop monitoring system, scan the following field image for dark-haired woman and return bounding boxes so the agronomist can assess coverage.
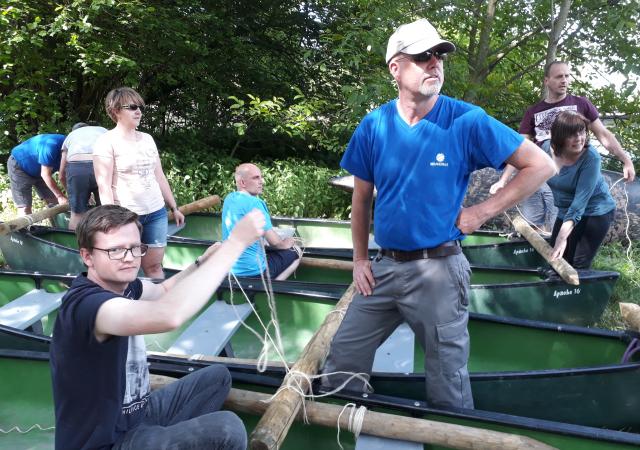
[543,111,616,269]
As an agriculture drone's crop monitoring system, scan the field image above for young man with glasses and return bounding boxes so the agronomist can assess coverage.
[490,60,635,233]
[50,204,265,450]
[322,18,555,410]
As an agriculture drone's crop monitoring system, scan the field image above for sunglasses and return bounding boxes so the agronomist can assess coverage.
[406,50,448,63]
[120,104,145,112]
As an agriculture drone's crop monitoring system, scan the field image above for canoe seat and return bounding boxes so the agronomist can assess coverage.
[167,300,252,357]
[166,222,185,237]
[356,323,421,450]
[0,289,63,330]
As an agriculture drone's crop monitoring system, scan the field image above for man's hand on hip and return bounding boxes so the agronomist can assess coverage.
[354,259,375,296]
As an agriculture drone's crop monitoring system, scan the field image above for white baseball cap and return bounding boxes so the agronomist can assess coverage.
[385,19,456,64]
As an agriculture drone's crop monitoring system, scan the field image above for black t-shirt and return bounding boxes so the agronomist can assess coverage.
[50,275,148,450]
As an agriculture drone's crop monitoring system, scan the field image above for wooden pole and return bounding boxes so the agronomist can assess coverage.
[300,257,353,272]
[511,216,579,285]
[168,195,220,221]
[147,377,556,450]
[0,204,69,236]
[620,302,640,332]
[249,283,358,450]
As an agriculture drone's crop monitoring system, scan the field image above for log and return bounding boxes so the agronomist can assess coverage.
[249,283,358,450]
[148,378,556,450]
[0,204,70,236]
[619,302,640,332]
[511,216,579,285]
[168,195,220,221]
[300,257,353,271]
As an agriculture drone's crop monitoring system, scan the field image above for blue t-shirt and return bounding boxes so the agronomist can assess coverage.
[221,191,274,276]
[11,134,65,177]
[541,142,615,222]
[340,96,523,250]
[50,275,148,450]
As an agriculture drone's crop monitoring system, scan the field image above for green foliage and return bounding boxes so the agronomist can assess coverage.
[260,160,351,218]
[593,241,640,330]
[159,146,351,219]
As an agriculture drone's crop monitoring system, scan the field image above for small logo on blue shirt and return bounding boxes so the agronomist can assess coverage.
[430,153,449,167]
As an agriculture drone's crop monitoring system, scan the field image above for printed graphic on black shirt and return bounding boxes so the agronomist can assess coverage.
[122,335,150,415]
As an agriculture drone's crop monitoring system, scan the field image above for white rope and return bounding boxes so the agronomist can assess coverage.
[0,424,55,434]
[336,403,368,450]
[219,228,370,425]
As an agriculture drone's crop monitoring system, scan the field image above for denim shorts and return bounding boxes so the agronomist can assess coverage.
[66,161,100,213]
[138,207,168,248]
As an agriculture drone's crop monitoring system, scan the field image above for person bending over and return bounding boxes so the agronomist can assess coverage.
[544,111,616,269]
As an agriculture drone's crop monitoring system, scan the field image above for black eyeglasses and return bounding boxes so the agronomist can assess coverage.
[406,50,448,63]
[92,244,149,260]
[120,104,145,112]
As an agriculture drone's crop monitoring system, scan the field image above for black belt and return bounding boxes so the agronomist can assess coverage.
[380,241,461,262]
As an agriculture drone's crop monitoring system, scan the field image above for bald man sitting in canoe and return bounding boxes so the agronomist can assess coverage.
[221,163,302,281]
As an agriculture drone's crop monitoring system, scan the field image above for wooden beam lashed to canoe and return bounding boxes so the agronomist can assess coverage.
[148,377,557,450]
[0,204,69,236]
[511,216,579,285]
[249,283,358,450]
[300,257,353,271]
[167,195,220,221]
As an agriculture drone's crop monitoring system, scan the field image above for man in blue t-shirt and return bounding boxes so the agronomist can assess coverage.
[321,18,556,410]
[7,133,68,215]
[50,204,265,450]
[221,163,301,280]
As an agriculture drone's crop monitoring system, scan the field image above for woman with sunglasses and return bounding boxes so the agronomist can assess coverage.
[93,87,185,278]
[544,111,616,269]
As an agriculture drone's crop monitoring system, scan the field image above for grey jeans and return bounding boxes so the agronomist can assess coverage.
[322,252,474,409]
[7,155,57,208]
[519,183,557,230]
[112,364,247,450]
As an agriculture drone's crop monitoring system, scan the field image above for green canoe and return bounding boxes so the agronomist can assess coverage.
[53,211,548,268]
[2,349,640,450]
[0,268,639,437]
[0,227,618,326]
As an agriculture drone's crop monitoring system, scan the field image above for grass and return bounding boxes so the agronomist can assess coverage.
[593,241,640,330]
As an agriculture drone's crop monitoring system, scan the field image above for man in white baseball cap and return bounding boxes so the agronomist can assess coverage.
[322,18,555,410]
[385,18,456,64]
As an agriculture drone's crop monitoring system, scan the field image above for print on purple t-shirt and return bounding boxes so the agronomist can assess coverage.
[518,95,599,145]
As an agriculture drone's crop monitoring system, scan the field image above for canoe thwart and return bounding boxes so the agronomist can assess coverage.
[167,300,252,357]
[0,289,64,330]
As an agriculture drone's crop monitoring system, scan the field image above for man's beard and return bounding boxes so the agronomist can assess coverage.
[419,78,442,98]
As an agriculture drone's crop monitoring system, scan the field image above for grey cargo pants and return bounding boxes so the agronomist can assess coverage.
[322,252,474,409]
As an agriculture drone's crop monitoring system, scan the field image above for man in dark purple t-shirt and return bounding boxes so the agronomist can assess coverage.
[491,60,635,233]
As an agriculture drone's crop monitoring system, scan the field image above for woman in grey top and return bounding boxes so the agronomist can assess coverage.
[545,111,616,269]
